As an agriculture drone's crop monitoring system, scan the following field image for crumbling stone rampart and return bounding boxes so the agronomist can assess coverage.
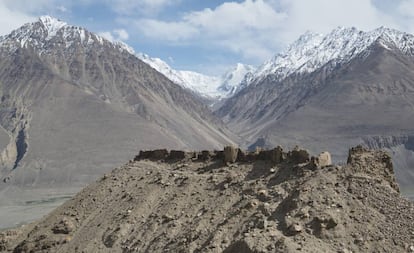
[134,146,310,165]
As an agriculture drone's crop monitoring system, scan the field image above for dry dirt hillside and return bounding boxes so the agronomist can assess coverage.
[1,146,414,253]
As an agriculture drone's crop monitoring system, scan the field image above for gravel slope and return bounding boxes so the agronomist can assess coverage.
[1,146,413,253]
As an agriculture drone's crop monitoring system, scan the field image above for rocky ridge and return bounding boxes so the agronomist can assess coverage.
[1,146,413,253]
[246,27,414,85]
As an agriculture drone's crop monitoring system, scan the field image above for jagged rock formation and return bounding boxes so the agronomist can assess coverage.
[1,146,413,253]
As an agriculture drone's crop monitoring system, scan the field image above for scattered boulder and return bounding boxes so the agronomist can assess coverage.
[102,224,131,248]
[0,239,5,251]
[311,151,332,168]
[223,240,256,253]
[162,214,174,223]
[318,152,332,167]
[257,189,271,202]
[287,223,303,235]
[103,228,120,248]
[52,218,75,234]
[313,216,338,230]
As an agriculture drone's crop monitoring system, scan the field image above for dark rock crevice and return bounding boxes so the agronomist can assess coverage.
[12,129,27,170]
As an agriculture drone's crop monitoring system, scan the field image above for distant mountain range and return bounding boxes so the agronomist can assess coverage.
[137,53,255,101]
[217,26,414,188]
[1,16,414,228]
[0,16,235,192]
[247,26,414,83]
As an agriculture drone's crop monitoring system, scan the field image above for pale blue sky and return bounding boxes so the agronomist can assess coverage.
[0,0,412,75]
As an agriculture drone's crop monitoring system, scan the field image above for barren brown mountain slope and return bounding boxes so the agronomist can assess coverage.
[0,17,235,188]
[216,30,414,192]
[2,146,413,253]
[0,16,237,229]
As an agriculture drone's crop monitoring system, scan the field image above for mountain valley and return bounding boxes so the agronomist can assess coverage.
[0,16,414,239]
[0,16,236,228]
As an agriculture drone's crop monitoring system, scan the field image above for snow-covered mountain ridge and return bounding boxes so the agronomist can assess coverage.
[218,63,256,97]
[137,53,255,100]
[137,53,221,98]
[11,17,413,102]
[0,15,255,101]
[0,16,130,55]
[248,27,414,84]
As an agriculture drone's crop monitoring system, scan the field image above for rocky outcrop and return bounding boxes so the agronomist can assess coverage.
[52,218,75,235]
[2,146,411,253]
[0,98,31,172]
[0,137,17,169]
[311,151,332,169]
[347,145,399,192]
[318,151,332,167]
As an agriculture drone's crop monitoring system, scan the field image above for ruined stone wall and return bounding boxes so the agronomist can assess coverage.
[134,145,399,193]
[134,146,325,167]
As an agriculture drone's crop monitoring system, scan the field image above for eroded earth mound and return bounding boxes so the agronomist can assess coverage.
[1,146,413,253]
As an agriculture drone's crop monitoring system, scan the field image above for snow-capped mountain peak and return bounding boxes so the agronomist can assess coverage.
[0,16,254,101]
[137,53,255,100]
[218,63,256,96]
[137,52,190,88]
[38,15,67,40]
[137,53,223,98]
[222,63,256,86]
[0,16,136,56]
[249,27,414,84]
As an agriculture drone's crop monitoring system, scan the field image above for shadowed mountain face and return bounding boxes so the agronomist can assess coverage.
[217,34,414,189]
[0,17,236,191]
